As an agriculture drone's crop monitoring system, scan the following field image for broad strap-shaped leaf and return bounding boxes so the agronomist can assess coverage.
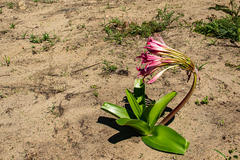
[141,125,189,154]
[126,89,142,119]
[116,118,150,136]
[134,79,146,111]
[101,102,136,119]
[141,91,177,128]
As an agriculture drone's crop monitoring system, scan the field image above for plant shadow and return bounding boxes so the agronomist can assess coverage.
[97,116,141,144]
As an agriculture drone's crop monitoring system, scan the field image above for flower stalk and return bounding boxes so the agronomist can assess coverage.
[159,72,197,125]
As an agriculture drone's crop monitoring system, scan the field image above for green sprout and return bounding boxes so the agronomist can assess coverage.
[10,22,15,29]
[194,99,200,106]
[5,56,10,66]
[0,92,7,98]
[22,31,28,39]
[102,60,117,73]
[7,2,14,9]
[214,148,239,160]
[201,96,209,105]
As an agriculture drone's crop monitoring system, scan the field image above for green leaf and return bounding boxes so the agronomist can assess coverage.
[141,125,189,154]
[134,79,146,111]
[141,91,177,128]
[126,89,142,119]
[213,149,226,159]
[116,118,150,135]
[101,102,136,119]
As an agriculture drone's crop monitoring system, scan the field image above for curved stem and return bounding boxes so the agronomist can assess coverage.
[159,72,197,125]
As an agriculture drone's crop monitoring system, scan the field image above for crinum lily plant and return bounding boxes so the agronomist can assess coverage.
[101,34,199,154]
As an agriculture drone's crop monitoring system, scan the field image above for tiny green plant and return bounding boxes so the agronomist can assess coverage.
[30,32,57,48]
[207,37,218,45]
[195,62,209,71]
[42,32,51,41]
[63,38,67,42]
[42,0,57,3]
[194,99,200,105]
[93,90,99,97]
[214,148,239,160]
[47,104,55,113]
[22,31,28,39]
[5,56,10,66]
[218,119,225,126]
[102,60,117,73]
[225,62,240,70]
[7,2,14,9]
[201,96,209,105]
[10,22,15,29]
[30,34,40,43]
[0,92,6,98]
[0,8,2,14]
[106,3,111,9]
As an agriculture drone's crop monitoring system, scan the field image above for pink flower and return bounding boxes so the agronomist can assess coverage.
[144,37,168,55]
[137,35,198,84]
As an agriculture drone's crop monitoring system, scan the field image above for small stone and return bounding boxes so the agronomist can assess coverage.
[18,1,27,10]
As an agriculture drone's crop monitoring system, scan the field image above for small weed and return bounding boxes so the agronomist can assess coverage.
[93,90,99,97]
[0,92,7,98]
[201,96,209,105]
[102,60,117,73]
[195,62,209,71]
[218,119,225,126]
[90,85,97,89]
[121,5,130,12]
[42,32,51,41]
[225,62,240,70]
[170,67,178,74]
[106,3,111,9]
[47,104,55,112]
[1,29,8,34]
[42,0,57,3]
[63,38,67,42]
[214,148,239,160]
[207,38,218,45]
[33,0,38,2]
[7,2,14,9]
[0,8,2,14]
[5,56,10,66]
[194,99,200,106]
[10,22,15,29]
[22,31,28,39]
[30,34,41,43]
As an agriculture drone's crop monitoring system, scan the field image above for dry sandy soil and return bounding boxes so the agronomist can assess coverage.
[0,0,240,159]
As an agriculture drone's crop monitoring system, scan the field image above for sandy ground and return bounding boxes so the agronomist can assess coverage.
[0,0,240,159]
